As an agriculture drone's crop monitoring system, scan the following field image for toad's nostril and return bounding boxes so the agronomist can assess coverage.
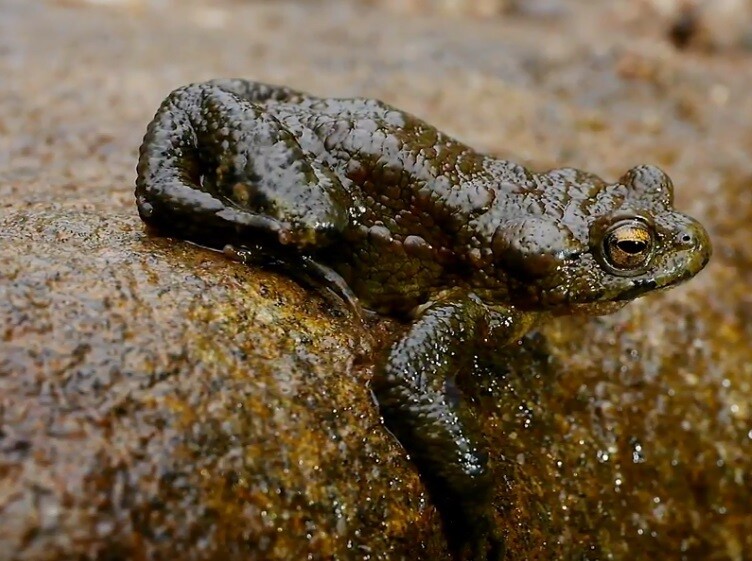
[676,229,698,248]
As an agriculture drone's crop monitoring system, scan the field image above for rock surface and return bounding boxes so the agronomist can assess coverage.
[2,1,752,560]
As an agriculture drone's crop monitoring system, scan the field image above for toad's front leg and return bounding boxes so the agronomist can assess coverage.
[372,291,534,561]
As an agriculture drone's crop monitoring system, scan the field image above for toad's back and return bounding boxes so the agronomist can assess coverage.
[258,92,511,239]
[268,96,523,307]
[136,79,527,312]
[137,80,710,316]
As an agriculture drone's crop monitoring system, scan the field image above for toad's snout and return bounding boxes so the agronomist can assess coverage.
[676,217,712,276]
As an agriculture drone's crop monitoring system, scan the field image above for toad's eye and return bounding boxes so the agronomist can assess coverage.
[601,219,654,273]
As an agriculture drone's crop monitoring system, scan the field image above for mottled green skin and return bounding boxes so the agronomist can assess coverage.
[135,79,711,560]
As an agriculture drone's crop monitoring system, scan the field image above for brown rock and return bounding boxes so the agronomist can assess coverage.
[2,0,752,559]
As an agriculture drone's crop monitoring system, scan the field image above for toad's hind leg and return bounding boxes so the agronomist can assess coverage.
[135,80,351,251]
[223,243,365,321]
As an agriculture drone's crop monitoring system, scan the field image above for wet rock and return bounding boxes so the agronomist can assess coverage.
[2,0,752,559]
[0,208,442,560]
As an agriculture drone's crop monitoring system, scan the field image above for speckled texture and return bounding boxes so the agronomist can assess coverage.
[2,0,752,560]
[0,208,439,560]
[134,78,710,559]
[135,80,708,313]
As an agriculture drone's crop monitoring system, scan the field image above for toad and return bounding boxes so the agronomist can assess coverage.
[135,79,711,560]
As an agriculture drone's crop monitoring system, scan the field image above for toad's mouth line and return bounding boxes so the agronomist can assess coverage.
[614,279,659,301]
[614,268,699,301]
